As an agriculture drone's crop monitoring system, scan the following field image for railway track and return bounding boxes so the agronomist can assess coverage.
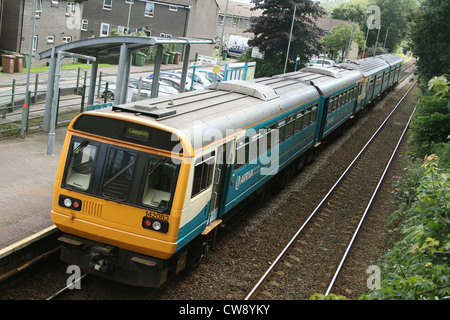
[245,79,418,300]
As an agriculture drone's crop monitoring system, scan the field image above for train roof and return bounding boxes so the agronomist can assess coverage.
[340,56,389,77]
[276,66,363,96]
[105,77,319,151]
[377,53,404,66]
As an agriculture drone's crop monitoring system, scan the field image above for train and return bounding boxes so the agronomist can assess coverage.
[51,54,403,287]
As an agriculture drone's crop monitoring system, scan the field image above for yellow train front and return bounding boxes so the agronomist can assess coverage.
[52,110,194,287]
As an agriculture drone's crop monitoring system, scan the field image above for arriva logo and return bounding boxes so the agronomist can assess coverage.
[235,169,254,190]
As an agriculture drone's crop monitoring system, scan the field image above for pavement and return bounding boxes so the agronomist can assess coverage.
[0,58,235,259]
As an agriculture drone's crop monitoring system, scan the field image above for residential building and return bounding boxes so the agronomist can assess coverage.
[0,0,87,59]
[0,0,218,66]
[215,0,261,47]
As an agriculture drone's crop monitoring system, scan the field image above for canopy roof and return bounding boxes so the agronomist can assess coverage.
[37,36,215,59]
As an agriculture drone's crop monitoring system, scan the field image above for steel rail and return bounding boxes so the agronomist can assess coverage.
[46,273,88,300]
[245,79,417,300]
[325,91,418,296]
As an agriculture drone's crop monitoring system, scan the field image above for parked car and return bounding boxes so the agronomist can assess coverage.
[196,69,223,83]
[225,45,249,58]
[148,71,203,91]
[173,70,213,87]
[306,59,335,68]
[102,78,178,101]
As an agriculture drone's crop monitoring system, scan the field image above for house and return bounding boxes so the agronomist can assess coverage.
[0,0,88,59]
[0,0,218,66]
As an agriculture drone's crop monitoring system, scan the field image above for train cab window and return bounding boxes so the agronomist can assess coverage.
[249,132,262,163]
[65,140,97,191]
[142,157,178,210]
[102,148,137,200]
[295,111,304,133]
[285,114,296,140]
[277,119,286,143]
[234,137,249,171]
[192,152,215,198]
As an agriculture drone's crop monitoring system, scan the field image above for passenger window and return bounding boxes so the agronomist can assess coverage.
[265,123,277,151]
[295,111,303,133]
[277,119,286,143]
[65,140,97,191]
[234,137,249,171]
[310,105,318,124]
[303,108,311,128]
[142,157,177,210]
[249,132,262,163]
[192,152,215,198]
[285,114,296,140]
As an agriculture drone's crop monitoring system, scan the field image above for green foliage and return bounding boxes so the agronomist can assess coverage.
[320,22,365,58]
[407,0,450,83]
[310,293,350,300]
[409,76,450,157]
[368,151,450,300]
[247,0,325,72]
[238,50,285,78]
[110,28,176,63]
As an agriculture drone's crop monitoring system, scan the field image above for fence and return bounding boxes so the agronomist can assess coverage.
[0,68,92,138]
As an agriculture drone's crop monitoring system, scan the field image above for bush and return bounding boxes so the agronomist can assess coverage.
[409,75,450,157]
[368,150,450,300]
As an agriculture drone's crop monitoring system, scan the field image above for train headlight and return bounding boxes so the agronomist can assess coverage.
[59,195,82,211]
[152,221,162,231]
[63,198,72,208]
[142,217,168,233]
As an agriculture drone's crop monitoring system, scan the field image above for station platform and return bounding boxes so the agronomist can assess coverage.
[0,126,65,258]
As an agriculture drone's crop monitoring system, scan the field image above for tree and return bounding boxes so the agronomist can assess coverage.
[246,0,325,75]
[320,22,365,60]
[407,0,450,83]
[375,0,418,53]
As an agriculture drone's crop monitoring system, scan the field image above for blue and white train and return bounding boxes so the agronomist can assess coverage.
[52,54,403,287]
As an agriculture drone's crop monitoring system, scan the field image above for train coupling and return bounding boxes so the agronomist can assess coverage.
[88,246,116,273]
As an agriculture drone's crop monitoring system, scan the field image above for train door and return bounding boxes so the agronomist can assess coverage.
[207,143,229,224]
[317,97,330,141]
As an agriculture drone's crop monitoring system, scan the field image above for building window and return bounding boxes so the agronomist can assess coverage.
[32,36,38,54]
[35,0,42,18]
[145,2,154,17]
[81,19,88,31]
[100,23,110,37]
[62,36,72,44]
[66,2,75,16]
[46,36,55,44]
[103,0,112,10]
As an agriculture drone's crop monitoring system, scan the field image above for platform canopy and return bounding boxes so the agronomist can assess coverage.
[37,36,215,59]
[37,36,215,156]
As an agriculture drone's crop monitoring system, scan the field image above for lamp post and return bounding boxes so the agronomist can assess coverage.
[323,12,337,64]
[284,3,302,74]
[20,0,38,139]
[346,18,359,61]
[218,0,230,65]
